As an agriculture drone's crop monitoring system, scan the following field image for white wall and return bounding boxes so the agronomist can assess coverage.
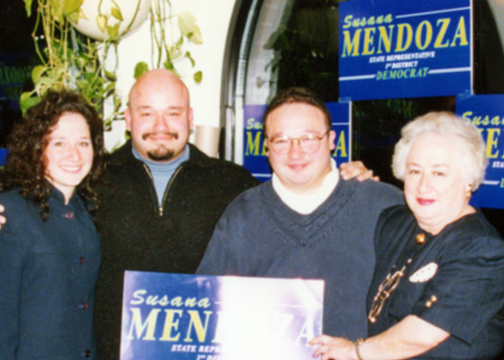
[104,0,237,152]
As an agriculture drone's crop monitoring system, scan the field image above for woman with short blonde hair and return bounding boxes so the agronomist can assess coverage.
[311,112,504,360]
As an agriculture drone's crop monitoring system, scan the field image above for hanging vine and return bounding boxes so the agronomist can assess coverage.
[19,0,202,130]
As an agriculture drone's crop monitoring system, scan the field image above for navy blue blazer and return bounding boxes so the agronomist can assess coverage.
[0,188,101,360]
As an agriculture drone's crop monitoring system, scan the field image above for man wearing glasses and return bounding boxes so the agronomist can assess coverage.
[197,87,404,342]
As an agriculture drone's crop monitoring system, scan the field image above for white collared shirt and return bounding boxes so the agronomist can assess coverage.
[272,159,339,214]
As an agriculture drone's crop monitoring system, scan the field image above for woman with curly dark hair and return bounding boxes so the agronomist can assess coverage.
[0,91,106,360]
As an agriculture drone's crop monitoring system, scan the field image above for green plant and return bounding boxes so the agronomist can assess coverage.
[20,0,128,129]
[134,0,203,82]
[20,0,202,130]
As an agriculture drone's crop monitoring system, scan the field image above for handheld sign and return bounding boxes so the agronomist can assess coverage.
[121,271,324,360]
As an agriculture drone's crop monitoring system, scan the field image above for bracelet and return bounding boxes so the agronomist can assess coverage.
[354,338,365,360]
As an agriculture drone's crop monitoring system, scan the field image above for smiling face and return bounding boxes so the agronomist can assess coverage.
[44,112,94,202]
[404,132,473,234]
[125,69,193,162]
[265,102,336,195]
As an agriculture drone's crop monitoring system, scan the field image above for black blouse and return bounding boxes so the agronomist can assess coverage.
[367,205,504,359]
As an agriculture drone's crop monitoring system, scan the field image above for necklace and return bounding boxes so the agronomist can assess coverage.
[368,232,427,323]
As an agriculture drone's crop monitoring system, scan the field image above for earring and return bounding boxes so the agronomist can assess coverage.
[465,184,473,200]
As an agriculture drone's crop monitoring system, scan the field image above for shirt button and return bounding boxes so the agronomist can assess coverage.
[79,256,86,265]
[65,211,74,219]
[81,349,92,357]
[416,233,426,244]
[79,302,89,310]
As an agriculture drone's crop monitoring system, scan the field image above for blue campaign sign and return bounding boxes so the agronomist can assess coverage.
[339,0,472,100]
[120,271,324,360]
[243,105,270,181]
[456,95,504,209]
[243,102,352,181]
[0,148,7,166]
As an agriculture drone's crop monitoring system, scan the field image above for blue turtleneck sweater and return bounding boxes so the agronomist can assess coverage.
[132,145,190,205]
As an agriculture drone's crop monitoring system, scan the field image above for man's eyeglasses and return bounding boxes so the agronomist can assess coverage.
[267,130,331,154]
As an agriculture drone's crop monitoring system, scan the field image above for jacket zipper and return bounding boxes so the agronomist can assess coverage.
[159,165,184,216]
[142,163,185,217]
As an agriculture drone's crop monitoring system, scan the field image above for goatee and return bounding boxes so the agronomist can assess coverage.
[147,148,175,161]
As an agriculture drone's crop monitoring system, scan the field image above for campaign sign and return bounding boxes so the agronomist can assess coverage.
[243,104,269,180]
[339,0,472,100]
[243,102,352,181]
[120,271,324,360]
[0,149,7,166]
[456,95,504,209]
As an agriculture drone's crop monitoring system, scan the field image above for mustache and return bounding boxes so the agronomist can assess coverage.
[142,131,179,140]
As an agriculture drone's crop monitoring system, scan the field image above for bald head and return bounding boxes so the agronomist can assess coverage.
[125,69,194,163]
[128,69,190,109]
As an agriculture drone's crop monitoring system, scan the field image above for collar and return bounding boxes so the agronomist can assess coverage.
[132,144,190,173]
[272,159,339,214]
[110,140,214,169]
[47,184,88,211]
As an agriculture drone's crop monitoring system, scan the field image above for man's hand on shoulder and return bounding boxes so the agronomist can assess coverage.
[339,161,380,182]
[0,204,6,229]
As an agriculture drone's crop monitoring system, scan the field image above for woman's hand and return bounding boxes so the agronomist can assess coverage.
[310,316,450,360]
[310,335,356,360]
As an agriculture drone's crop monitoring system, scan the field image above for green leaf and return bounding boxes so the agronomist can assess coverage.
[188,27,203,44]
[193,71,202,83]
[134,62,149,79]
[178,11,203,44]
[63,0,84,17]
[178,11,196,36]
[20,92,41,115]
[76,55,89,69]
[67,11,80,24]
[169,47,182,61]
[114,96,121,111]
[85,71,100,83]
[104,69,117,81]
[78,8,88,20]
[104,119,112,131]
[104,82,115,93]
[22,0,33,17]
[103,82,115,97]
[184,52,195,67]
[97,14,108,33]
[163,61,181,78]
[164,61,175,71]
[111,7,123,21]
[106,23,120,39]
[31,65,46,84]
[51,0,65,23]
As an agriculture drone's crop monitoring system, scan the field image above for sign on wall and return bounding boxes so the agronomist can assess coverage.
[120,271,324,360]
[339,0,472,101]
[243,102,352,180]
[456,95,504,210]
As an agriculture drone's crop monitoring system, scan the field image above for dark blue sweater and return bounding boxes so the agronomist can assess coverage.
[198,177,404,340]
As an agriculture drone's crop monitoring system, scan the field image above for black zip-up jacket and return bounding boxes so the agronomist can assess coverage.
[93,141,259,360]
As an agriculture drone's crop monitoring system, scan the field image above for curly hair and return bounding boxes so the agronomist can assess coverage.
[0,91,107,220]
[392,111,487,191]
